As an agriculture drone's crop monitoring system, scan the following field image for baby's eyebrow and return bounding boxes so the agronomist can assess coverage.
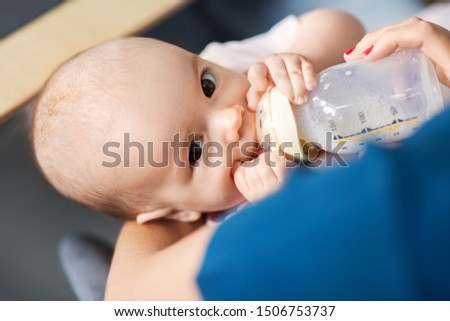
[191,54,199,83]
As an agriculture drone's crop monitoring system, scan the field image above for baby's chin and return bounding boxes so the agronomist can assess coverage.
[207,192,246,214]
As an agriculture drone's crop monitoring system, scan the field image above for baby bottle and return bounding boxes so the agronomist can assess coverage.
[256,49,444,161]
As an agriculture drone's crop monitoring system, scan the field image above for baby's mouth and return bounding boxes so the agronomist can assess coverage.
[257,145,265,155]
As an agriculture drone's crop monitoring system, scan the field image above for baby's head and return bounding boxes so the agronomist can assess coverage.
[33,37,257,220]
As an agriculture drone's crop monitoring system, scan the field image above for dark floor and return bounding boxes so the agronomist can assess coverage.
[0,0,424,300]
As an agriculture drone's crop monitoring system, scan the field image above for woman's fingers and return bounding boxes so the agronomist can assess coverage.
[344,17,421,62]
[344,17,450,86]
[372,20,450,86]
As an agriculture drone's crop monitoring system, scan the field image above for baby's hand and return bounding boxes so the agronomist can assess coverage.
[246,53,317,111]
[234,151,289,203]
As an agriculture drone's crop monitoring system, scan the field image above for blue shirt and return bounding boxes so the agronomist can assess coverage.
[197,104,450,300]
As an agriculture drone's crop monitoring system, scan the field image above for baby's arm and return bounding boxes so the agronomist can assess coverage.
[288,9,365,72]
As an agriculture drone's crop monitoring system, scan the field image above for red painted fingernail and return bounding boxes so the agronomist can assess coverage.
[363,45,374,55]
[344,45,356,55]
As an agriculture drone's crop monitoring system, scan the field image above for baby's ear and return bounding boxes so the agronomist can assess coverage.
[136,208,202,224]
[166,210,202,222]
[136,208,173,224]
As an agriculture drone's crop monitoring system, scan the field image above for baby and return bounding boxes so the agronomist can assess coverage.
[32,9,365,223]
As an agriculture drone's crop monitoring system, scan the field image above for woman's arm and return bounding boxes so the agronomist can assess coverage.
[105,219,212,300]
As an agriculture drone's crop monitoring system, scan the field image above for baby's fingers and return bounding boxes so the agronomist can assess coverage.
[246,87,262,112]
[284,57,317,103]
[233,164,251,200]
[266,151,289,182]
[263,55,294,101]
[242,162,272,202]
[234,153,288,203]
[247,62,271,92]
[282,57,307,104]
[301,59,317,91]
[234,160,263,203]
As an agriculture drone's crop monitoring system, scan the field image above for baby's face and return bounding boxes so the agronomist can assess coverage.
[103,39,257,213]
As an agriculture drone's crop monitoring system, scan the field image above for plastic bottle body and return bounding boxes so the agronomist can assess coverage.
[295,49,444,154]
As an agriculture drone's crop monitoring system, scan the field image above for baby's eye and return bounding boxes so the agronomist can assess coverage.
[189,137,203,167]
[201,70,216,98]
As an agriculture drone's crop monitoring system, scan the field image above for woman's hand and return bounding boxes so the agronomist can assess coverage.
[345,17,450,87]
[234,151,289,203]
[246,53,317,111]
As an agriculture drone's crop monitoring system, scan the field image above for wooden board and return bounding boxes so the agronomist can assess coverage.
[0,0,190,122]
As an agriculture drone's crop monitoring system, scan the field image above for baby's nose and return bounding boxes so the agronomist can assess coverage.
[212,105,244,143]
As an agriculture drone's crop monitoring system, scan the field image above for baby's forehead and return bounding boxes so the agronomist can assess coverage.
[85,38,194,92]
[55,38,165,81]
[90,37,190,67]
[60,38,199,150]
